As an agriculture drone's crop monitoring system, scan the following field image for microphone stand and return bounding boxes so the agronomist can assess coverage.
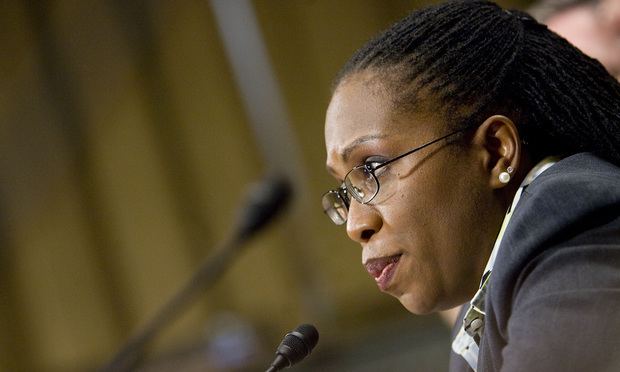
[100,177,290,372]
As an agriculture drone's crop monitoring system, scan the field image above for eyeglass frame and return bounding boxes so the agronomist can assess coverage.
[322,126,470,225]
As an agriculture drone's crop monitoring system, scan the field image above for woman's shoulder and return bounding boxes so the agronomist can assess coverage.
[534,152,620,189]
[516,152,620,224]
[484,154,620,370]
[492,152,620,293]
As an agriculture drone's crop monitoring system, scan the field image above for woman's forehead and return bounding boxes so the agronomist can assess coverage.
[326,77,399,141]
[325,77,440,151]
[325,83,396,167]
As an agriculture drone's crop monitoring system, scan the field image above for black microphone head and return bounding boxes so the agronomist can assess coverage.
[269,324,319,371]
[236,175,292,239]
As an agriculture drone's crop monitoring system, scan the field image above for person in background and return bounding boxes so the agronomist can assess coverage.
[530,0,620,79]
[321,1,620,371]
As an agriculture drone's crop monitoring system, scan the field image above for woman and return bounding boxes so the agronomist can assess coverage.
[321,1,620,371]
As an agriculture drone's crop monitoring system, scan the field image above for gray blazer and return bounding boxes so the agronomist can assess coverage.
[450,153,620,372]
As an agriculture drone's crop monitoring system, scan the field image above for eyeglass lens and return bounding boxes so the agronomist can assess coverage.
[322,166,380,225]
[344,166,379,204]
[322,190,348,225]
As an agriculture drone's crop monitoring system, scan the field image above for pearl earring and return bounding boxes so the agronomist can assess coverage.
[499,166,514,184]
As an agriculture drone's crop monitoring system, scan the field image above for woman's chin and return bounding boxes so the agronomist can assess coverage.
[397,291,438,315]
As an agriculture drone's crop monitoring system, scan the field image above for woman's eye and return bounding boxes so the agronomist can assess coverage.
[364,156,387,171]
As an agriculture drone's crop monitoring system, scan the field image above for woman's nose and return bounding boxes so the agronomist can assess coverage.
[346,201,382,243]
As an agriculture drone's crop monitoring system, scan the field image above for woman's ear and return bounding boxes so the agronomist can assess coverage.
[471,115,522,189]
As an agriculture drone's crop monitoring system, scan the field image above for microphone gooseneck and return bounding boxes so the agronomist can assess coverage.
[266,324,319,372]
[101,176,292,372]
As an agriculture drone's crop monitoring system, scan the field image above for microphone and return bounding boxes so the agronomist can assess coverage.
[266,324,319,372]
[236,175,292,240]
[100,175,292,372]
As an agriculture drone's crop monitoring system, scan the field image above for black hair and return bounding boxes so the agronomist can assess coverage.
[335,0,620,165]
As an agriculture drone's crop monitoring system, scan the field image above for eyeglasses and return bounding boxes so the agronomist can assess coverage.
[322,128,468,225]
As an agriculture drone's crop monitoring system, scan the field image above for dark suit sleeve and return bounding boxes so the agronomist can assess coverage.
[499,225,620,371]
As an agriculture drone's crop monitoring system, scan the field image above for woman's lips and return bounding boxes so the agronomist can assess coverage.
[364,254,402,291]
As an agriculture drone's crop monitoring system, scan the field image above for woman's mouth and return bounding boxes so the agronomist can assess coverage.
[364,254,402,291]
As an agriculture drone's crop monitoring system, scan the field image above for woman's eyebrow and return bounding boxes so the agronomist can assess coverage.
[340,134,387,163]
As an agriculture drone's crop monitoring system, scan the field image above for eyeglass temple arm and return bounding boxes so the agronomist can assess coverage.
[372,127,469,171]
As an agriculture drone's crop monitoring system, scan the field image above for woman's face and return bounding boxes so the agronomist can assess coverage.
[324,72,501,314]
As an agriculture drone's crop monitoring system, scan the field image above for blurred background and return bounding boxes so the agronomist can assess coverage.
[0,0,531,371]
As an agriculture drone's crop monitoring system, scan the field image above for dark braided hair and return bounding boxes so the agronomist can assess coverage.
[335,0,620,164]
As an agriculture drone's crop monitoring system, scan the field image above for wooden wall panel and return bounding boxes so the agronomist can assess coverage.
[1,1,124,370]
[48,0,212,354]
